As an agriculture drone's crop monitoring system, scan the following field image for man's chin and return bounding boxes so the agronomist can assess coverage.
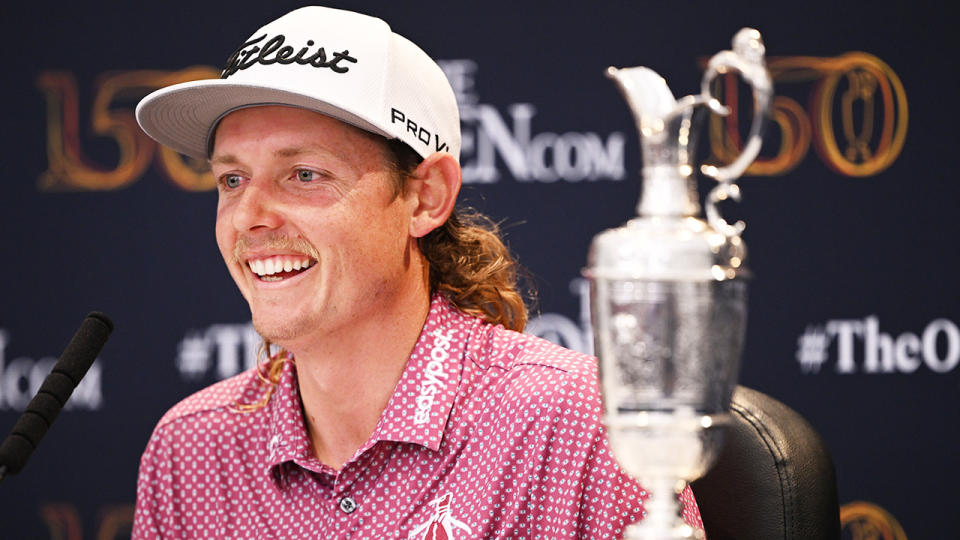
[251,313,310,346]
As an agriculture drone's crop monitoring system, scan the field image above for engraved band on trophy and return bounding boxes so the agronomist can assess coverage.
[584,29,772,540]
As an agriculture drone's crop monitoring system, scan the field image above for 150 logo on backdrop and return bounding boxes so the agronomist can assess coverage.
[708,52,907,177]
[37,67,220,192]
[36,53,906,192]
[841,501,909,540]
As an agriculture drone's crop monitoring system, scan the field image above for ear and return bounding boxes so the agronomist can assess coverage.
[407,152,462,239]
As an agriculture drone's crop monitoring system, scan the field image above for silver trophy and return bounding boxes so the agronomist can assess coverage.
[584,29,772,539]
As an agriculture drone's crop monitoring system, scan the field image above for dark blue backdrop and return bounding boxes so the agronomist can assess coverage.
[1,1,954,538]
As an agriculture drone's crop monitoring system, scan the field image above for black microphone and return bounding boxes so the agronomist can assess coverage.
[0,312,114,481]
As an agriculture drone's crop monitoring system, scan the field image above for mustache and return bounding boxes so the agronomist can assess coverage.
[233,232,320,262]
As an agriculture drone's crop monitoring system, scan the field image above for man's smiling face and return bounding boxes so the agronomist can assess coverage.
[211,105,419,348]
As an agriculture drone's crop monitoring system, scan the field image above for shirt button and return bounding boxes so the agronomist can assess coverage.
[339,496,358,514]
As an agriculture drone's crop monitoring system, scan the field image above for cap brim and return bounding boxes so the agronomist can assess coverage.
[136,79,393,159]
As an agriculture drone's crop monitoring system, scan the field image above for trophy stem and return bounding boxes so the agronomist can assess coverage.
[622,478,702,540]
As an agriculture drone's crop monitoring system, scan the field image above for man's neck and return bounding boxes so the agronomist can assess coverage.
[285,281,432,470]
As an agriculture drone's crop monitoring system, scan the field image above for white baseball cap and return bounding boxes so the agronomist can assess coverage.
[136,6,460,161]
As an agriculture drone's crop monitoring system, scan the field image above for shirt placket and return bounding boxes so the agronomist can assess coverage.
[329,442,399,536]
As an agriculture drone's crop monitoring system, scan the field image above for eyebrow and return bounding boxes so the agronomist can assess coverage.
[274,147,312,158]
[209,154,241,166]
[210,146,346,166]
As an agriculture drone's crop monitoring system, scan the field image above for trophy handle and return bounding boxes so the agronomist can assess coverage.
[699,28,772,237]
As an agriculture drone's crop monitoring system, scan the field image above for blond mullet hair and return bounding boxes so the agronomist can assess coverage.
[385,138,529,332]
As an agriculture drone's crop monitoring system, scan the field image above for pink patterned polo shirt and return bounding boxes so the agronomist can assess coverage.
[133,295,704,539]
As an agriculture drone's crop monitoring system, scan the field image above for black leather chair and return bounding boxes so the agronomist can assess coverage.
[690,386,841,540]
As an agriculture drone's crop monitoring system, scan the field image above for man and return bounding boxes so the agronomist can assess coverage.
[133,6,703,539]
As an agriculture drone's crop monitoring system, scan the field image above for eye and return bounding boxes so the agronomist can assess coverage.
[296,169,318,183]
[220,174,243,189]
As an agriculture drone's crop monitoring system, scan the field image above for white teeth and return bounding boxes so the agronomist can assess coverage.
[248,257,315,278]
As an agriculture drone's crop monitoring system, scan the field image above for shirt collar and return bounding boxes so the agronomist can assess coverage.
[368,294,479,451]
[266,360,317,473]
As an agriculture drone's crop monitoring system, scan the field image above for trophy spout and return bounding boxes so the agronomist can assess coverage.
[606,27,771,227]
[607,66,701,218]
[605,66,678,137]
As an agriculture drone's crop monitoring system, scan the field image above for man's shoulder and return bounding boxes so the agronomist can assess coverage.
[461,324,606,449]
[466,324,601,416]
[155,368,261,430]
[470,323,597,380]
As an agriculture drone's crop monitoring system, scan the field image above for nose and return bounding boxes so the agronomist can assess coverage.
[229,178,284,232]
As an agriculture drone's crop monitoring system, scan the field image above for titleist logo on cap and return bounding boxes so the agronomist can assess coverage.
[221,34,359,79]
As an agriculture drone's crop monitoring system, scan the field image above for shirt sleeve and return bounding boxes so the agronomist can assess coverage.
[132,425,175,539]
[572,412,648,538]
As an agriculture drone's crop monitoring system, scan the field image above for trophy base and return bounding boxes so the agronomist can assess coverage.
[621,476,706,540]
[622,521,705,540]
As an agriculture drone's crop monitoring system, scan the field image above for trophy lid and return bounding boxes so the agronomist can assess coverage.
[586,214,747,282]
